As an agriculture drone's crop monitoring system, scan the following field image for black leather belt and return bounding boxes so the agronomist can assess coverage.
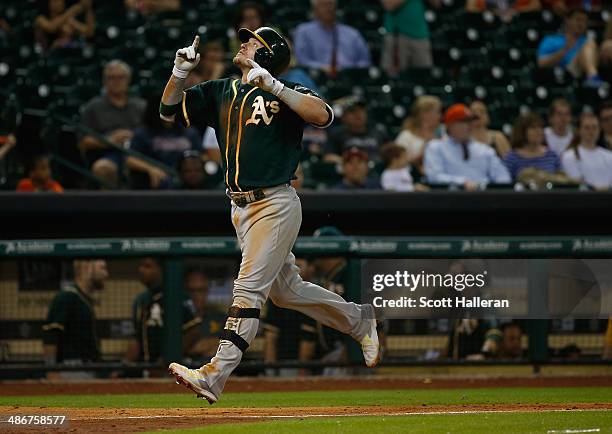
[228,183,290,208]
[229,188,266,208]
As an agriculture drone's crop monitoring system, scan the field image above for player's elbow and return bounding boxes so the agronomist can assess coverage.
[308,102,332,127]
[310,109,329,126]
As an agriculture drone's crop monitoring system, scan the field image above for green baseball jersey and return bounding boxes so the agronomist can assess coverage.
[132,287,202,362]
[177,78,331,191]
[42,284,100,362]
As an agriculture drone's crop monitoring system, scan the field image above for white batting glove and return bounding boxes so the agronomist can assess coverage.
[173,35,200,79]
[246,59,284,96]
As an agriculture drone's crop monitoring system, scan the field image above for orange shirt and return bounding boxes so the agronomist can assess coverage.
[16,178,64,193]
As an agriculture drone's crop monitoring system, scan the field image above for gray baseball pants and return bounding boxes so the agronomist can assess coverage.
[200,184,372,398]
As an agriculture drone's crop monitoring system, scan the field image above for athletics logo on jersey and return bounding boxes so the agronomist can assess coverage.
[245,96,280,126]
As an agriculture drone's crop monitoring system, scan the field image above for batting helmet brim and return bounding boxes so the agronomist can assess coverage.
[238,28,272,52]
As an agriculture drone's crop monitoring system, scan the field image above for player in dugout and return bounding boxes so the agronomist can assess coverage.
[42,259,108,379]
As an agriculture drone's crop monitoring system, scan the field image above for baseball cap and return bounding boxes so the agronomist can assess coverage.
[342,147,369,162]
[313,226,344,237]
[443,104,476,125]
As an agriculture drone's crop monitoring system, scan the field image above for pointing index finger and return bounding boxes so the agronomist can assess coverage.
[247,59,260,69]
[192,35,200,50]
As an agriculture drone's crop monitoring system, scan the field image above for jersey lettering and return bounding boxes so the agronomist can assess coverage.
[245,95,276,126]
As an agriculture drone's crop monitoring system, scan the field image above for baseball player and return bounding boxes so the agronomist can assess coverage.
[161,27,380,404]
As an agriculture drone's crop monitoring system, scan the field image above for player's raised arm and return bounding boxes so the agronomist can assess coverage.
[159,35,201,122]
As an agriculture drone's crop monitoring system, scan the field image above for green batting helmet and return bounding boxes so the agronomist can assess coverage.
[238,27,291,75]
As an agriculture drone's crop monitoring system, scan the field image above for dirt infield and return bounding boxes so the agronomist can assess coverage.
[1,403,611,433]
[1,377,611,432]
[2,375,612,396]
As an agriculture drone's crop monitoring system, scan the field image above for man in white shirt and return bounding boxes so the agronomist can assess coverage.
[544,98,574,156]
[424,104,511,190]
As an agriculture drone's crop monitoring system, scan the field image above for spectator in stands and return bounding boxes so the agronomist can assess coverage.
[35,0,95,53]
[504,112,562,182]
[470,100,511,158]
[185,41,227,89]
[230,2,266,56]
[424,104,511,189]
[294,0,371,75]
[79,60,168,189]
[16,154,64,193]
[124,257,202,368]
[562,112,612,189]
[280,38,320,92]
[130,95,199,188]
[332,148,381,190]
[545,98,574,156]
[395,95,442,173]
[169,150,207,189]
[496,322,524,360]
[598,101,612,150]
[537,8,604,88]
[599,19,612,82]
[380,142,428,191]
[466,0,541,22]
[42,259,108,379]
[184,266,225,358]
[124,0,180,15]
[380,0,439,77]
[324,96,389,163]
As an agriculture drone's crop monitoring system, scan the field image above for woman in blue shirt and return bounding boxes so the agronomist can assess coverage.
[503,113,562,181]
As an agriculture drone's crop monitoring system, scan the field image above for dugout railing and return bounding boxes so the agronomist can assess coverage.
[0,235,610,378]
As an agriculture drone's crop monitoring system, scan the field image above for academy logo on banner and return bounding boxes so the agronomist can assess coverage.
[572,239,612,252]
[120,239,171,252]
[349,241,398,253]
[461,240,509,253]
[1,241,55,255]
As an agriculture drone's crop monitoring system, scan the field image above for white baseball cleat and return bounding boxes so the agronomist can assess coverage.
[168,362,217,404]
[360,319,381,368]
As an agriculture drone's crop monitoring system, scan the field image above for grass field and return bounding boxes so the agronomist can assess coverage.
[147,412,612,434]
[1,387,610,408]
[1,387,611,433]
